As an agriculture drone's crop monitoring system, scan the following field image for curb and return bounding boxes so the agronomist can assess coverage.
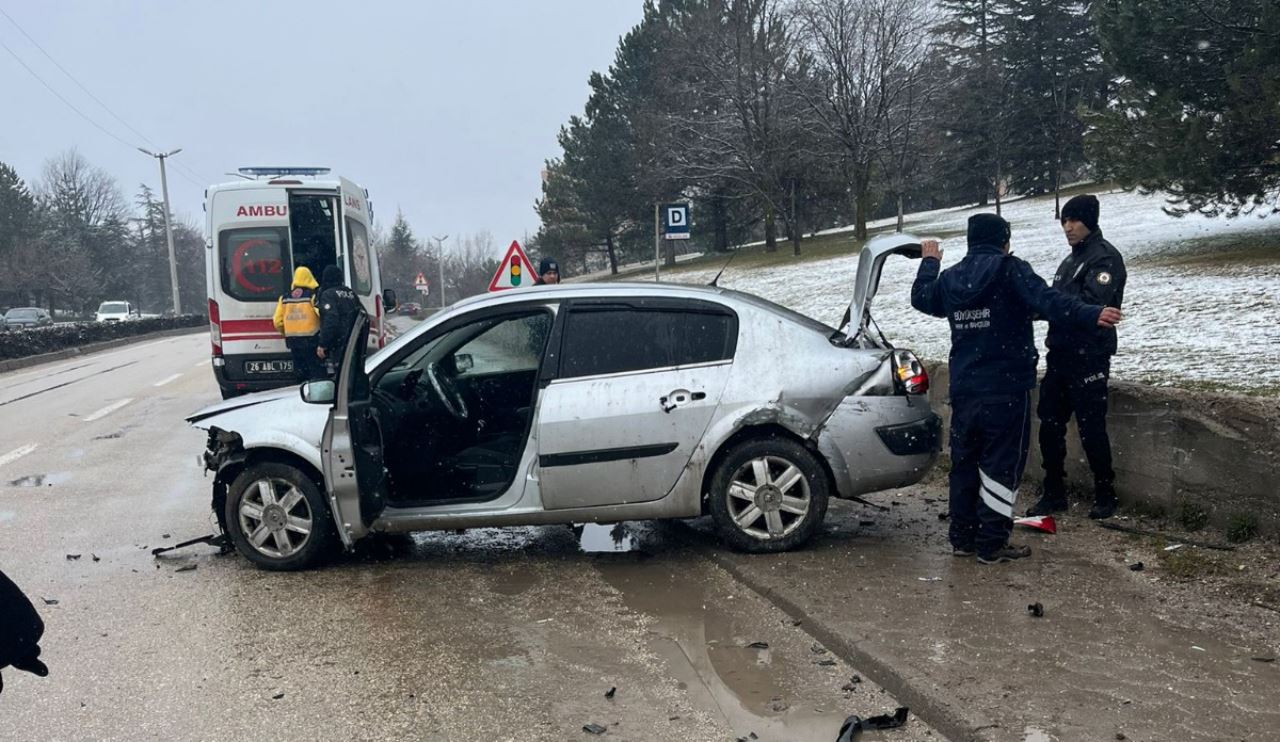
[0,326,208,374]
[681,534,990,742]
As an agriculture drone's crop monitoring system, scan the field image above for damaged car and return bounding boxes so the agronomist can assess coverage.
[186,234,939,570]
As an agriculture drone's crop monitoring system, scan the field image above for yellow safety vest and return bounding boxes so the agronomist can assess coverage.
[281,295,320,337]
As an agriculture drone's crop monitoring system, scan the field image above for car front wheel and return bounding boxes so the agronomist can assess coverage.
[708,437,829,553]
[225,462,339,571]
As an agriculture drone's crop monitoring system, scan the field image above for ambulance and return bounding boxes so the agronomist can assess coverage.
[204,168,395,399]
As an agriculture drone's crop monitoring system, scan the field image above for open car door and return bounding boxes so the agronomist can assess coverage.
[838,233,923,347]
[321,316,385,547]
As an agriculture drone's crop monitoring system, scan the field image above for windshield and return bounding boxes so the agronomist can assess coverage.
[99,302,128,313]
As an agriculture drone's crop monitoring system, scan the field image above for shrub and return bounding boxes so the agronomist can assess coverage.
[0,315,207,361]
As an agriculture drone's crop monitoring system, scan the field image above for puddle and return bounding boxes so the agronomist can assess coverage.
[595,540,852,740]
[7,472,73,488]
[576,523,639,553]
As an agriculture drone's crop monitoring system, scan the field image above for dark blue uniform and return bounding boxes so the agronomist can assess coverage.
[912,237,1104,558]
[1038,228,1127,510]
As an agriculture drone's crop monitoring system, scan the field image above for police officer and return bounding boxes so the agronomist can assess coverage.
[535,257,561,285]
[316,265,363,377]
[1028,195,1128,520]
[272,266,325,382]
[912,214,1122,564]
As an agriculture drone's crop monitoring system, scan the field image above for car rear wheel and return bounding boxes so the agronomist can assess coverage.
[225,462,339,571]
[708,437,829,553]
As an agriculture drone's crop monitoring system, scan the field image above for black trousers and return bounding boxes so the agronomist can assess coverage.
[949,393,1032,557]
[288,338,325,382]
[1037,351,1115,494]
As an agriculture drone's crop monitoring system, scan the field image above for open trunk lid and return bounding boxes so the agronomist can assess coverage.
[838,233,923,347]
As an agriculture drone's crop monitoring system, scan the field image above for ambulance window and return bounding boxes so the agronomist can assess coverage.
[346,218,373,295]
[219,227,291,302]
[287,194,339,279]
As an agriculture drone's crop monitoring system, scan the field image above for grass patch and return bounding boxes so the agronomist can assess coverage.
[1160,546,1223,579]
[1176,499,1211,531]
[1226,513,1261,544]
[1137,229,1280,268]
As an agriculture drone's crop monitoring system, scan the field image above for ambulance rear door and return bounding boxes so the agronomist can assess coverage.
[338,177,383,348]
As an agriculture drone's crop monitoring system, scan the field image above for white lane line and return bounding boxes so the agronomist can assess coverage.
[84,398,133,422]
[154,373,183,387]
[0,444,37,469]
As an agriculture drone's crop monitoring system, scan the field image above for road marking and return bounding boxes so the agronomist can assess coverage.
[154,373,183,387]
[0,443,38,468]
[84,398,133,422]
[193,360,208,368]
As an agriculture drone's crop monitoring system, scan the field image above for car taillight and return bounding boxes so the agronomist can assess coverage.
[208,298,222,357]
[893,350,928,395]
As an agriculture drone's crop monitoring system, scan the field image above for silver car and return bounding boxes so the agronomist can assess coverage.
[187,235,939,570]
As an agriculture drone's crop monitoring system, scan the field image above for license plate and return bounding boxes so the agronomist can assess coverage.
[245,360,292,375]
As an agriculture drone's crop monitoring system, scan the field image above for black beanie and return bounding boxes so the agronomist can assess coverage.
[321,265,343,288]
[1061,194,1099,231]
[967,213,1011,248]
[538,257,560,275]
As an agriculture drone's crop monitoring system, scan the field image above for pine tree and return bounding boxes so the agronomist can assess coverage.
[1089,0,1280,216]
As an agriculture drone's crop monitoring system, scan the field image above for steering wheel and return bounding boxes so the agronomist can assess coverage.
[426,361,469,420]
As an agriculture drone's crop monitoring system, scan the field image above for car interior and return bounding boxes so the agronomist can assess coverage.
[370,310,553,506]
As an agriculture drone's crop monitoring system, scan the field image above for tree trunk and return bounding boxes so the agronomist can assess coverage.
[994,160,1003,217]
[713,193,730,253]
[854,165,872,241]
[1053,149,1064,219]
[896,193,905,233]
[605,234,618,275]
[764,206,777,253]
[789,181,801,257]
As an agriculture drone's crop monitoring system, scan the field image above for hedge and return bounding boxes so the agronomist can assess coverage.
[0,315,208,361]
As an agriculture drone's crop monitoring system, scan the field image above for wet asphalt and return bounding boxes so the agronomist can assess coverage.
[0,333,934,741]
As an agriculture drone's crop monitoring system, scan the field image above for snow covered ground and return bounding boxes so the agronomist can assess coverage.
[639,188,1280,391]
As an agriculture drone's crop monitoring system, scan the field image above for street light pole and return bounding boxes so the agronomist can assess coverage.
[432,234,448,309]
[139,147,184,315]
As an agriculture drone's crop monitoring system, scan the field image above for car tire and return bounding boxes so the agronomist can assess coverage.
[708,436,829,553]
[224,462,339,571]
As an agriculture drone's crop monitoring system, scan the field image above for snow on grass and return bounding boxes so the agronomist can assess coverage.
[634,188,1280,390]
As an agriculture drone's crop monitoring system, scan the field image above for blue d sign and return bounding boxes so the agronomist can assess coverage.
[663,203,691,240]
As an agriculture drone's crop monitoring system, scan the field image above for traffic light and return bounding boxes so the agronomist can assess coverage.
[510,257,522,286]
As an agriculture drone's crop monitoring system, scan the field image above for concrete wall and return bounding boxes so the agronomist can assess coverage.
[924,363,1280,534]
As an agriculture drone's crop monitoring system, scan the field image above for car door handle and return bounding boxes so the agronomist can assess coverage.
[659,390,706,413]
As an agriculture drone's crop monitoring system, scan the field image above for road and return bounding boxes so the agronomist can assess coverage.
[2,330,1277,741]
[0,331,931,741]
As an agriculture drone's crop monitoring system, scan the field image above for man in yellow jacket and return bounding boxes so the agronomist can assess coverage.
[273,266,324,382]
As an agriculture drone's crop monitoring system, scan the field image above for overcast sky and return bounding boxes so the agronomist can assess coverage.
[1,1,643,255]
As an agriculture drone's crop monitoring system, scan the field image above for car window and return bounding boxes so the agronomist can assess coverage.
[8,309,37,319]
[345,217,373,296]
[219,227,291,302]
[559,306,736,379]
[100,302,128,313]
[454,313,552,377]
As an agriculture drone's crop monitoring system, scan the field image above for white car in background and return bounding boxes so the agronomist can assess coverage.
[95,301,138,323]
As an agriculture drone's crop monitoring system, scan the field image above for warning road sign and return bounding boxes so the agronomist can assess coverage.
[488,240,540,292]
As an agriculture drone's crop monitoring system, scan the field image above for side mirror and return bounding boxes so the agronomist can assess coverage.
[382,289,398,311]
[300,379,337,405]
[454,353,474,374]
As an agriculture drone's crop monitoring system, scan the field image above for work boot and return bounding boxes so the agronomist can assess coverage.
[952,546,976,557]
[977,543,1032,565]
[1026,478,1068,516]
[1089,483,1118,520]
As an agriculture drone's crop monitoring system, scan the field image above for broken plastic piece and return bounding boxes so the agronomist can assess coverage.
[605,687,616,699]
[65,554,81,561]
[175,564,197,573]
[747,641,769,650]
[1027,602,1045,618]
[817,659,837,666]
[1013,515,1057,534]
[152,533,231,557]
[583,723,607,735]
[1128,562,1144,571]
[837,707,909,740]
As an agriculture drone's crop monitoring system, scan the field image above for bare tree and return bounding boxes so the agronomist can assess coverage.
[792,0,937,239]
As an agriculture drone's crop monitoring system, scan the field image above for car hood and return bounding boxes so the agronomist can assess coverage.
[186,386,299,425]
[841,232,923,343]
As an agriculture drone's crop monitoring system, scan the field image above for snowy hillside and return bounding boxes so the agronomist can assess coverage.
[645,189,1280,391]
